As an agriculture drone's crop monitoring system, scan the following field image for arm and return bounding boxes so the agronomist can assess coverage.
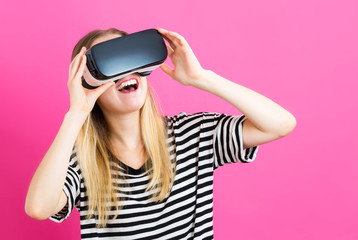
[25,47,114,220]
[25,111,87,220]
[156,28,296,149]
[194,70,296,149]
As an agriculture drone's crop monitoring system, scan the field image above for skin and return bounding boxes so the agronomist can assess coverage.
[155,27,296,147]
[89,34,150,167]
[25,27,296,220]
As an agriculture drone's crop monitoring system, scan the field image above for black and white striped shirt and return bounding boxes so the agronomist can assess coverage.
[50,112,259,239]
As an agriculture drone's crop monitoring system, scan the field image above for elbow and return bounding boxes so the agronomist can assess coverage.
[279,114,296,137]
[25,202,50,220]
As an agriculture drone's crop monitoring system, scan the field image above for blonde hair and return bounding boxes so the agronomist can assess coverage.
[72,28,176,228]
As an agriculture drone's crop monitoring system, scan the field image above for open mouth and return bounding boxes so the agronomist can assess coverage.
[117,79,139,93]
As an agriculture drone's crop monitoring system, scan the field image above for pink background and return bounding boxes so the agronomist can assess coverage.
[1,0,357,239]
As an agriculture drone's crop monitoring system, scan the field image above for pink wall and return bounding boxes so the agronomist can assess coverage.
[1,0,357,239]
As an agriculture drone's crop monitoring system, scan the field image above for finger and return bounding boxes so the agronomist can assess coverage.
[72,54,87,86]
[160,63,174,78]
[157,28,177,50]
[69,46,86,69]
[70,47,86,75]
[70,47,84,66]
[68,54,86,88]
[167,30,187,47]
[157,28,185,48]
[165,43,174,57]
[162,34,177,50]
[69,47,86,80]
[92,81,115,99]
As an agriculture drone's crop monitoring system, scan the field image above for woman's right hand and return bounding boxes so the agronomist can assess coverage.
[67,46,114,116]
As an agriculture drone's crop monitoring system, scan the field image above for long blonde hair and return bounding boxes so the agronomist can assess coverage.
[71,28,176,228]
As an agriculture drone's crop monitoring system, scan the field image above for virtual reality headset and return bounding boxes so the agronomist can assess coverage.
[81,28,168,89]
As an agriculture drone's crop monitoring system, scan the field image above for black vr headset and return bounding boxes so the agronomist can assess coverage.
[82,28,168,89]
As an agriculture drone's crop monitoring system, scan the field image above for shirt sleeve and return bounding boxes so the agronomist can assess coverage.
[49,148,81,223]
[211,112,259,170]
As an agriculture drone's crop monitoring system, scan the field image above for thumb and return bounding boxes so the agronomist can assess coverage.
[160,63,174,78]
[93,81,115,98]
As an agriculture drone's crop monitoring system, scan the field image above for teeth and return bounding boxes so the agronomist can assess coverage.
[117,79,137,91]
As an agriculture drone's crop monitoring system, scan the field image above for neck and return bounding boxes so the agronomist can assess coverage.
[102,110,143,151]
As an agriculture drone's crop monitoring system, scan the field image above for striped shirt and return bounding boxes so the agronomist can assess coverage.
[50,112,259,239]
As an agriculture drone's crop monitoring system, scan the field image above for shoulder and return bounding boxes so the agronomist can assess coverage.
[165,111,220,122]
[165,112,227,127]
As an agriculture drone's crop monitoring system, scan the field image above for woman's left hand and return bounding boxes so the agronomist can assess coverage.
[156,27,208,87]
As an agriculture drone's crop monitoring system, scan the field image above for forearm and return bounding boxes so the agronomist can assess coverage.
[25,111,87,218]
[194,70,296,135]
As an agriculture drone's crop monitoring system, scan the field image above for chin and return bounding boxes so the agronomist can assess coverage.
[97,89,147,115]
[120,105,144,114]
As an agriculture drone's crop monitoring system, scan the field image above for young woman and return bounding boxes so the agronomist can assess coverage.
[25,27,296,239]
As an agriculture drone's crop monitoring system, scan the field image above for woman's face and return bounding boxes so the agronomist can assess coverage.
[90,34,148,115]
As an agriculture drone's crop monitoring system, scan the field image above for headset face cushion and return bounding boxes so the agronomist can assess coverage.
[138,71,152,76]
